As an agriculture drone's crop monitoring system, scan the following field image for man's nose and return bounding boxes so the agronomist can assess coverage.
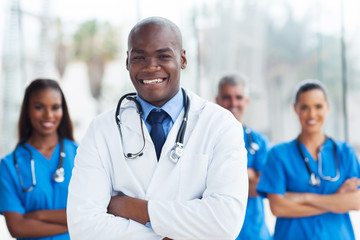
[229,98,236,107]
[143,58,160,72]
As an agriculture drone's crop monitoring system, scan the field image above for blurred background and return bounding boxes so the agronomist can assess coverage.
[0,0,359,239]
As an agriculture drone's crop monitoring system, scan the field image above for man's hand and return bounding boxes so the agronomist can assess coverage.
[107,195,150,225]
[248,168,260,197]
[107,195,128,218]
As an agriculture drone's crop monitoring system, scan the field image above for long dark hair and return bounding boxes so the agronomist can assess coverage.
[18,79,74,142]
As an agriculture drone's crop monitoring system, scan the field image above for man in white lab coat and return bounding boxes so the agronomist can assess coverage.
[67,17,248,240]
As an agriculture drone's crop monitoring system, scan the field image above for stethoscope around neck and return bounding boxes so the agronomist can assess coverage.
[115,88,190,163]
[296,136,340,187]
[13,138,66,192]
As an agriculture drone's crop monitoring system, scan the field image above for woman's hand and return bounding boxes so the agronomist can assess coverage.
[284,177,360,213]
[3,211,68,238]
[285,192,307,203]
[337,177,360,193]
[24,210,41,221]
[24,209,67,226]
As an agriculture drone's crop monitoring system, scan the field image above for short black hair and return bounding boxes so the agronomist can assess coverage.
[128,16,183,49]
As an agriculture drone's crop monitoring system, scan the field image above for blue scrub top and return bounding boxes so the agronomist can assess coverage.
[257,138,360,240]
[236,127,271,240]
[0,138,77,240]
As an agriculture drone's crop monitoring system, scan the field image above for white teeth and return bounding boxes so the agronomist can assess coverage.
[143,78,163,84]
[307,120,317,125]
[42,122,54,128]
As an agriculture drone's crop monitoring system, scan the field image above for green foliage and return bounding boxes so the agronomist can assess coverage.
[73,19,119,62]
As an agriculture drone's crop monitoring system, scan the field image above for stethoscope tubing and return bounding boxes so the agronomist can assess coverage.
[115,88,190,161]
[13,138,66,192]
[296,136,340,186]
[245,127,259,155]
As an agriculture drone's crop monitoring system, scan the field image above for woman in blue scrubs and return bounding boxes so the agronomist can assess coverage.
[0,79,77,240]
[257,79,360,240]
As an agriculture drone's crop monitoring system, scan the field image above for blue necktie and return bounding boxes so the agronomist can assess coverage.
[147,110,168,160]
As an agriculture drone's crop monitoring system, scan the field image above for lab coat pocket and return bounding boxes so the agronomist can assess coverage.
[179,154,209,200]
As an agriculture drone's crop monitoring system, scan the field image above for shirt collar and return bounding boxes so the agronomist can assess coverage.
[136,88,183,123]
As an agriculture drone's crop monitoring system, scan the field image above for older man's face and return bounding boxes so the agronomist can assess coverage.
[216,84,249,122]
[126,24,187,107]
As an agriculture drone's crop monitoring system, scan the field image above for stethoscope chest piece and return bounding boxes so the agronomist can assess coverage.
[249,142,260,155]
[53,167,65,183]
[53,150,66,183]
[309,173,321,187]
[169,143,184,164]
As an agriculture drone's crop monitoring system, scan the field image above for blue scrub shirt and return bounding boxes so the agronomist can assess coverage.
[257,138,360,240]
[236,127,271,240]
[0,138,77,240]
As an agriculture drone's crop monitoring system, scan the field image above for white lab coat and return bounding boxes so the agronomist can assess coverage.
[67,90,248,240]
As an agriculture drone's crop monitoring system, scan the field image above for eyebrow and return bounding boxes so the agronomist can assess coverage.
[131,49,146,54]
[33,101,61,105]
[155,48,172,53]
[131,48,173,54]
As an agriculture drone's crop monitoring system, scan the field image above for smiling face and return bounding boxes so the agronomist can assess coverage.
[28,88,63,138]
[216,84,249,122]
[126,22,187,107]
[294,89,329,135]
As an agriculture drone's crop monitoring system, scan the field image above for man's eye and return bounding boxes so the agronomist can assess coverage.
[159,55,171,59]
[222,96,231,100]
[133,56,144,60]
[316,104,323,109]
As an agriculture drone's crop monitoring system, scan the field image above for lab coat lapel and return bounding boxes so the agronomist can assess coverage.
[145,109,184,199]
[119,103,145,137]
[118,102,153,145]
[180,91,203,145]
[145,91,203,198]
[104,107,156,198]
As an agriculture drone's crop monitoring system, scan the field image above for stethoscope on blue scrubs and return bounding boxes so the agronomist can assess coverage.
[115,88,190,163]
[13,139,66,192]
[296,136,340,187]
[244,127,260,155]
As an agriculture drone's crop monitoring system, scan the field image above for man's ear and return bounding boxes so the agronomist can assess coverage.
[181,50,187,69]
[244,97,250,106]
[126,51,129,70]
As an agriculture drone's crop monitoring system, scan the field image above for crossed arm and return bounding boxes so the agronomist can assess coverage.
[107,196,172,240]
[3,209,67,238]
[107,196,149,225]
[268,178,360,218]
